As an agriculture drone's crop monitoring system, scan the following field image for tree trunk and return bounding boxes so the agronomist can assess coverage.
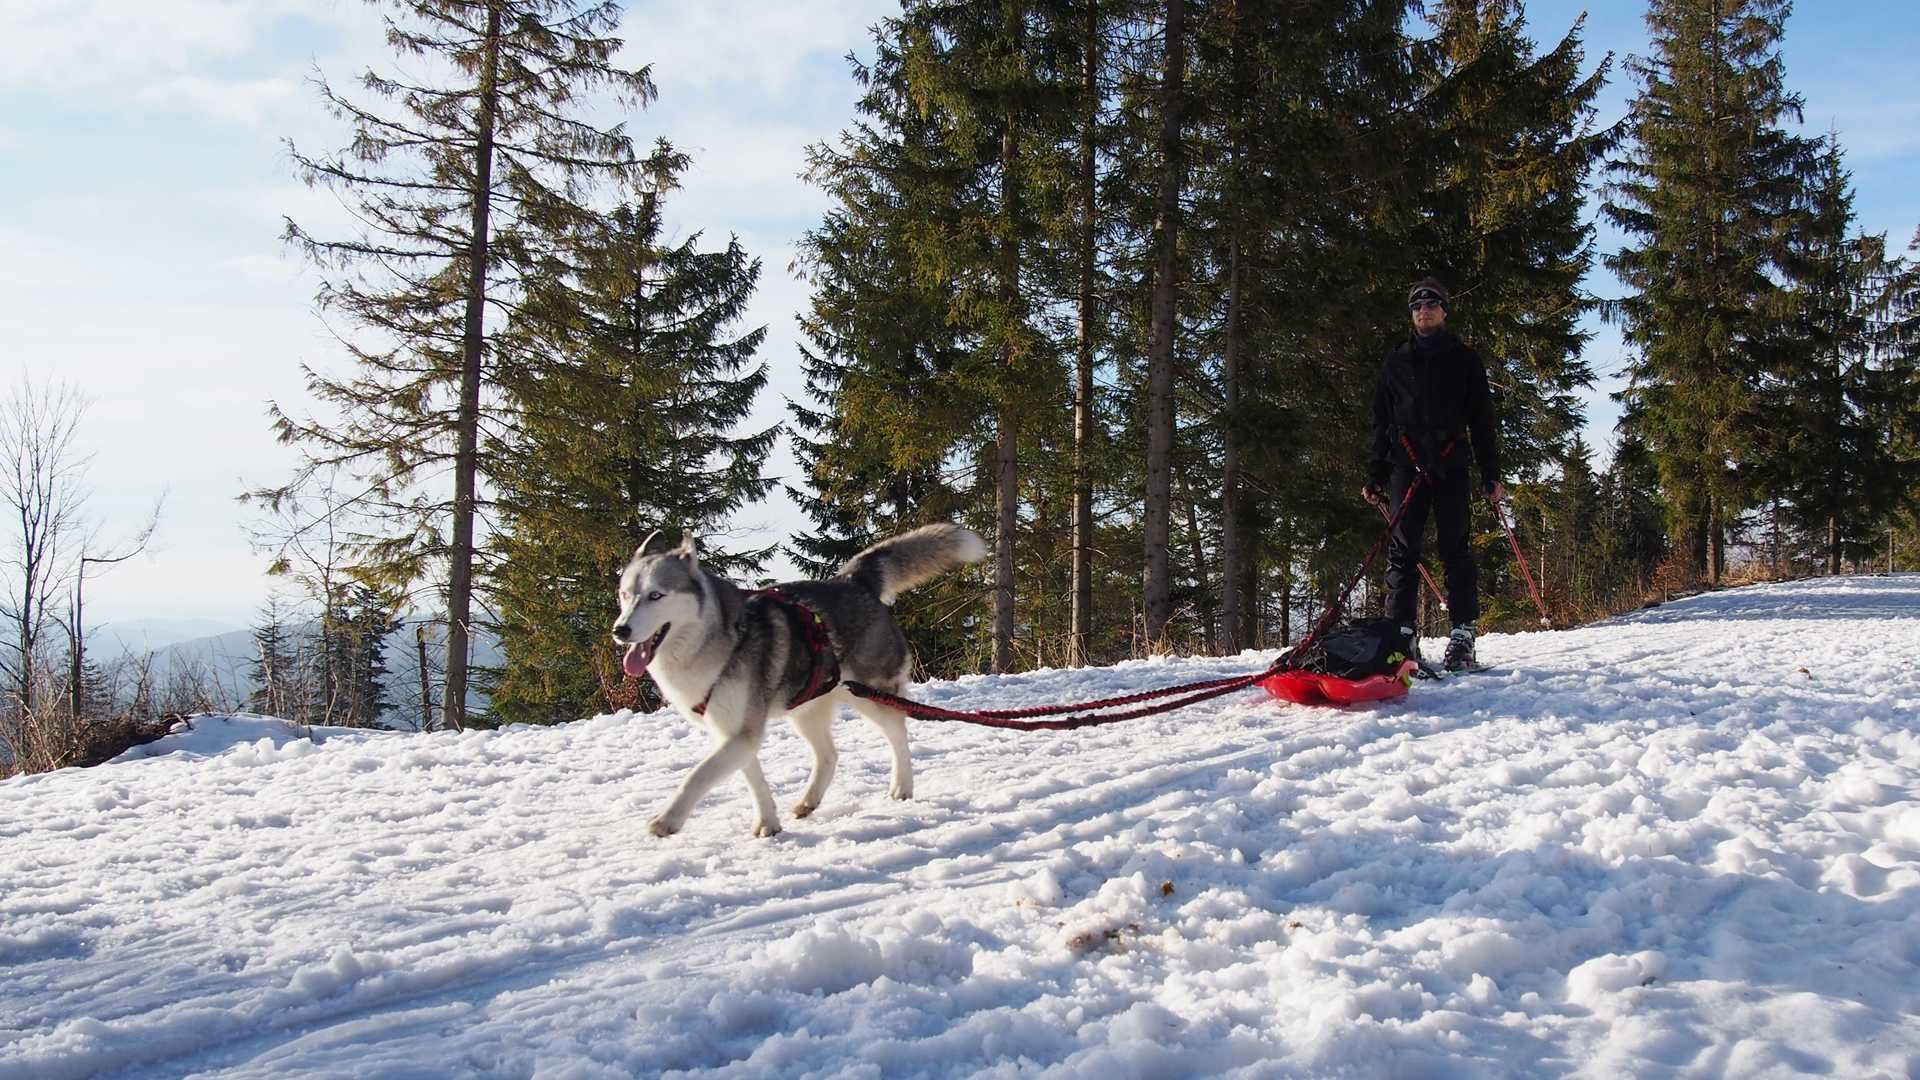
[416,624,433,732]
[991,0,1023,674]
[1218,0,1248,654]
[442,1,501,733]
[1142,0,1185,649]
[1182,477,1213,653]
[1070,0,1098,669]
[1220,232,1245,653]
[1279,569,1291,646]
[67,586,81,717]
[1708,493,1724,586]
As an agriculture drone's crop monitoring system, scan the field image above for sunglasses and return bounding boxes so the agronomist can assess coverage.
[1409,299,1445,312]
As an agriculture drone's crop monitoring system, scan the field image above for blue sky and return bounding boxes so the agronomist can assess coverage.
[1,0,1915,631]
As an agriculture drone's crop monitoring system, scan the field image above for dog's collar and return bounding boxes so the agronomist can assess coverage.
[689,587,840,716]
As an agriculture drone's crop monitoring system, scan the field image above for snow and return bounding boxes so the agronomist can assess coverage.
[5,575,1920,1078]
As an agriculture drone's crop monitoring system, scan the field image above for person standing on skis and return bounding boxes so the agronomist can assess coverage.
[1361,277,1505,670]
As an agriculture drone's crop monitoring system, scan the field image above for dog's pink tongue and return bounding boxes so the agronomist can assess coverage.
[622,641,651,677]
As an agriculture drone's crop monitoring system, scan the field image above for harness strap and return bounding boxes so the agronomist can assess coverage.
[690,587,841,715]
[762,587,842,708]
[1397,433,1457,483]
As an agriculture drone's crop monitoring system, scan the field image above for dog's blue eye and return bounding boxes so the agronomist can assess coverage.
[647,591,664,602]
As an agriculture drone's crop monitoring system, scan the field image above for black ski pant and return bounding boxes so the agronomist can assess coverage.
[1384,463,1478,627]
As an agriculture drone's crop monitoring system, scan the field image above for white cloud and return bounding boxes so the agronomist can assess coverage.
[135,73,306,130]
[656,121,834,237]
[616,0,894,97]
[0,1,256,88]
[224,251,305,287]
[0,0,380,130]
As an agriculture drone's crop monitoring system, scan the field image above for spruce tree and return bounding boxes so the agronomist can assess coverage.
[266,0,655,730]
[318,584,394,727]
[488,189,774,724]
[1176,0,1417,651]
[1412,1,1614,482]
[787,26,975,574]
[893,1,1081,671]
[794,5,1088,674]
[1761,135,1920,571]
[1596,418,1669,598]
[1130,0,1187,651]
[1543,434,1603,615]
[1065,0,1109,666]
[1602,0,1817,584]
[249,597,300,719]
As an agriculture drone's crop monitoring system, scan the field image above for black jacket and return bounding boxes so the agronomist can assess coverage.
[1368,329,1500,487]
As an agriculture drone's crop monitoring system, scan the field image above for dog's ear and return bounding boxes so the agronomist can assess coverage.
[674,535,700,563]
[636,530,671,558]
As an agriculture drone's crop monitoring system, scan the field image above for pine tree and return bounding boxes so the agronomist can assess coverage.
[249,597,300,719]
[316,584,394,727]
[1412,1,1614,481]
[487,188,775,724]
[789,27,982,671]
[892,1,1082,671]
[794,5,1089,674]
[1595,419,1669,599]
[1761,135,1920,571]
[1136,0,1188,651]
[1602,0,1817,584]
[1539,434,1602,615]
[265,0,656,731]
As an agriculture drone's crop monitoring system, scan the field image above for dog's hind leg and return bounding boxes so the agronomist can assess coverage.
[786,698,838,819]
[852,697,913,801]
[649,729,764,838]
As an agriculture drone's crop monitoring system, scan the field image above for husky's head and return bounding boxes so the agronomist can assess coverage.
[612,531,704,677]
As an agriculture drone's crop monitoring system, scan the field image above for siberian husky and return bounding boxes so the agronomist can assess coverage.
[612,523,988,838]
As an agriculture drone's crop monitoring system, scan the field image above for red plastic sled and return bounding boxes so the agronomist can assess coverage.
[1260,659,1417,706]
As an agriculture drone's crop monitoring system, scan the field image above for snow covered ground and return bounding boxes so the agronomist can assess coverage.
[4,576,1920,1079]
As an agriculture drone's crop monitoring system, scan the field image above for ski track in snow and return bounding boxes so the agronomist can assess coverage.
[3,576,1920,1078]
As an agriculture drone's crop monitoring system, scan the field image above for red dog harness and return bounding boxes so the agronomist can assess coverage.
[689,587,841,715]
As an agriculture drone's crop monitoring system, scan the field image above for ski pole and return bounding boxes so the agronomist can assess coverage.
[1486,491,1551,627]
[1368,497,1447,613]
[1285,464,1441,670]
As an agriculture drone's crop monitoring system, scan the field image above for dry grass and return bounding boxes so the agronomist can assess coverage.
[0,707,178,778]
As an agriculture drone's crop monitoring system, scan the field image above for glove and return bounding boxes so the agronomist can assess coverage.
[1361,482,1387,507]
[1481,479,1505,501]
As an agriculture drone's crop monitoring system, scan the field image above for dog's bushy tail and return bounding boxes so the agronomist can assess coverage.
[837,524,988,605]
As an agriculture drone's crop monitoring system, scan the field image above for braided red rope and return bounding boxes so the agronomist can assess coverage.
[843,670,1273,731]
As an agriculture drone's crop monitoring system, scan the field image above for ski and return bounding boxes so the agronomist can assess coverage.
[1414,660,1496,680]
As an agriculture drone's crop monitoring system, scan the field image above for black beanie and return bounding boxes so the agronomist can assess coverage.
[1408,277,1450,308]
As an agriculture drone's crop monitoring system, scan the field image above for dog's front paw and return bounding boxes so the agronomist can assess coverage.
[792,800,817,819]
[753,820,782,838]
[888,782,913,801]
[647,816,680,838]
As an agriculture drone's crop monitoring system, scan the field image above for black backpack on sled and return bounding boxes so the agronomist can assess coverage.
[1294,618,1415,679]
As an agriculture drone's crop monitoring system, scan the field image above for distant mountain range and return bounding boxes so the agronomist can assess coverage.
[93,618,249,656]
